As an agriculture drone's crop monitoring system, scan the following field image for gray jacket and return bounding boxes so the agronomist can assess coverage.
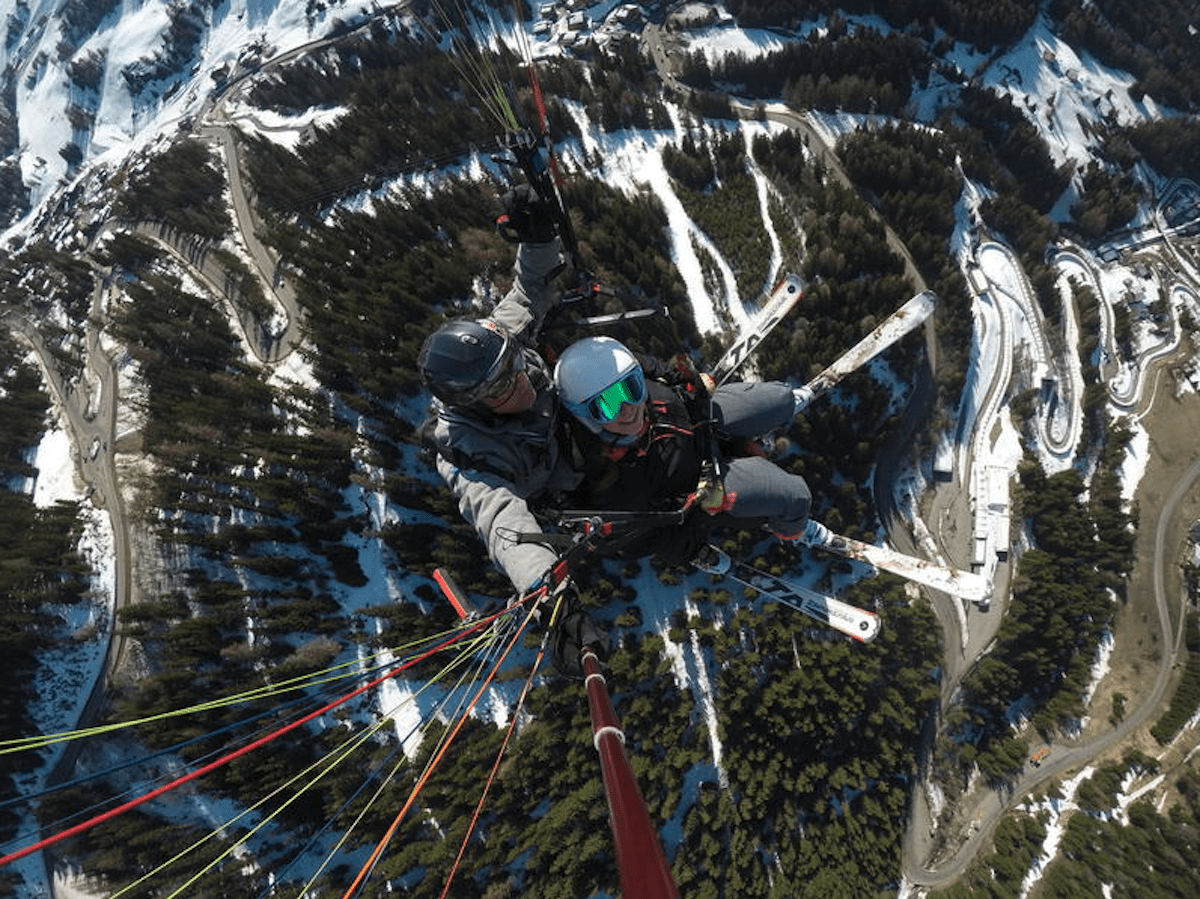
[428,239,581,592]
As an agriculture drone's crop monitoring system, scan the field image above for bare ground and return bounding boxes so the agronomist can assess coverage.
[1063,377,1200,830]
[1082,377,1200,748]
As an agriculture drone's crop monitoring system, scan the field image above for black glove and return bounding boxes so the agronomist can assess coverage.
[496,183,560,243]
[549,607,610,680]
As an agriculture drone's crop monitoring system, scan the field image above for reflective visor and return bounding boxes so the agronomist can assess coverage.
[476,344,526,405]
[586,369,646,422]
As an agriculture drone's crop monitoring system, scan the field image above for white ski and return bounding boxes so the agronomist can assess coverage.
[808,526,992,604]
[710,274,805,385]
[793,290,937,411]
[695,547,881,643]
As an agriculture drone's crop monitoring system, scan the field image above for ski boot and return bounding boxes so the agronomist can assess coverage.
[791,385,816,415]
[692,544,732,575]
[771,519,847,551]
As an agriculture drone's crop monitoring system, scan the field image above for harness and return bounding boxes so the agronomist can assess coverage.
[568,380,706,509]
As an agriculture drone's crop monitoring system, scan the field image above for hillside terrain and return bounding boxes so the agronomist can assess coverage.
[2,2,1200,897]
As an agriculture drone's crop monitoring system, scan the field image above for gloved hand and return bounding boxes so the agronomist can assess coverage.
[694,476,728,514]
[549,607,609,680]
[520,557,608,678]
[496,183,559,243]
[690,459,731,515]
[670,353,715,395]
[521,558,572,608]
[543,557,571,594]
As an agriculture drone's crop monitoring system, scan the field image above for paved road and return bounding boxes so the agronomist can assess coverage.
[193,122,305,363]
[904,203,1200,882]
[2,23,317,889]
[2,274,133,790]
[906,442,1200,886]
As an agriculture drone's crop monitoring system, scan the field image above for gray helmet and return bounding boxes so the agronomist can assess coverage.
[554,336,645,429]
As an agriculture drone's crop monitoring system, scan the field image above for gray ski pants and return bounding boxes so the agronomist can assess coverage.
[709,381,812,539]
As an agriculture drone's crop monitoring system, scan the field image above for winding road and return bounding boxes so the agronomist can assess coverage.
[0,21,315,892]
[5,12,1200,895]
[2,273,132,804]
[905,430,1200,887]
[904,217,1200,886]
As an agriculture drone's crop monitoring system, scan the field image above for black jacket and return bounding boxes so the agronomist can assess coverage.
[572,379,705,513]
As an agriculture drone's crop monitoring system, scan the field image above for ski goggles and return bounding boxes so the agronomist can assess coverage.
[580,368,646,423]
[475,343,527,406]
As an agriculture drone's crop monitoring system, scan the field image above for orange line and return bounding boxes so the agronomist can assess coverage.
[340,597,543,897]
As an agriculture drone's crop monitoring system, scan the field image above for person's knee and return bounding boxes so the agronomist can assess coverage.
[711,381,795,436]
[765,470,811,537]
[723,456,811,527]
[779,481,812,524]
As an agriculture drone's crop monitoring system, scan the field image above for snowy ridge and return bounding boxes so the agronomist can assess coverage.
[1,0,383,238]
[7,3,1200,896]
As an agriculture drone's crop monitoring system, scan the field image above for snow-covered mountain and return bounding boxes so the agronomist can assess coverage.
[2,0,1186,245]
[4,1,1200,897]
[0,0,384,239]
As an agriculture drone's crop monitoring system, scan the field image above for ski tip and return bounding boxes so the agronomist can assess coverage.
[826,605,880,643]
[963,576,996,606]
[855,616,882,643]
[781,273,805,296]
[768,273,805,303]
[901,290,937,322]
[821,599,881,643]
[944,571,992,604]
[913,571,992,604]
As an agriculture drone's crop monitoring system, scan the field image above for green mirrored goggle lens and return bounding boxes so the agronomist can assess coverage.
[587,372,645,422]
